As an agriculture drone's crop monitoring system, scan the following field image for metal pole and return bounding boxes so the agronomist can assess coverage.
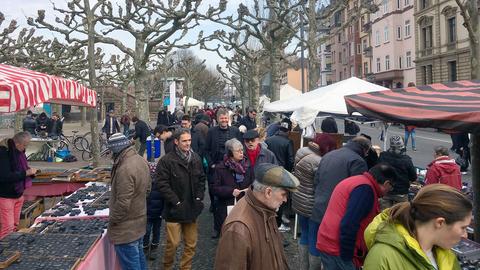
[300,8,306,94]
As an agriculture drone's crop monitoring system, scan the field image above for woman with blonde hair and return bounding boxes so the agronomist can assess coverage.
[363,184,472,270]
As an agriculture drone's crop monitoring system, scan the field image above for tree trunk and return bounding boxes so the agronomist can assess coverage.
[467,1,480,241]
[270,47,281,102]
[121,87,127,115]
[134,40,150,122]
[307,0,320,91]
[80,107,87,127]
[14,112,23,134]
[85,0,99,167]
[251,65,260,110]
[100,88,105,121]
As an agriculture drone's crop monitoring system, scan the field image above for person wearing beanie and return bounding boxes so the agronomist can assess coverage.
[377,135,417,209]
[107,133,151,270]
[215,163,299,270]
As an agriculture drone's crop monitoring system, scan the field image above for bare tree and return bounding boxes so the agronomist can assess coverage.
[194,69,226,106]
[211,0,302,102]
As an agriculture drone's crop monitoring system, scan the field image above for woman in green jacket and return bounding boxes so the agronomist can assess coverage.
[363,184,472,270]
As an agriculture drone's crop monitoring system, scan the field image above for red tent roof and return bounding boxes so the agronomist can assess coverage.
[0,64,97,113]
[344,80,480,133]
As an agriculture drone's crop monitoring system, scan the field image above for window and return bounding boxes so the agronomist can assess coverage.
[339,52,342,63]
[397,0,401,9]
[357,44,361,54]
[405,20,411,37]
[448,17,456,43]
[405,0,410,5]
[376,58,381,72]
[399,56,403,69]
[375,30,381,46]
[420,0,428,9]
[385,55,390,70]
[383,0,389,13]
[351,66,355,77]
[364,62,369,74]
[338,34,341,43]
[339,71,343,80]
[397,26,402,40]
[406,51,412,67]
[422,65,433,84]
[357,65,363,77]
[421,25,433,49]
[384,26,389,42]
[362,39,367,49]
[448,61,457,81]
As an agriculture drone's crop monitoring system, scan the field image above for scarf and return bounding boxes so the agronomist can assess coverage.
[223,155,248,174]
[246,145,261,167]
[175,146,193,163]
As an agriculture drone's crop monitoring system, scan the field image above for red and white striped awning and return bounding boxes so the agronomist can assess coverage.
[0,64,97,113]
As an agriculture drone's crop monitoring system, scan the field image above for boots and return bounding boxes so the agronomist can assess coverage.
[308,254,323,270]
[298,244,309,270]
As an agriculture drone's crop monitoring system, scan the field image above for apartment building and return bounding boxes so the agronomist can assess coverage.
[329,0,363,82]
[370,0,416,89]
[414,0,470,85]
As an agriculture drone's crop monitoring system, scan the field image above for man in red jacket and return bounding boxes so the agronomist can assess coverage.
[425,146,462,190]
[316,164,398,269]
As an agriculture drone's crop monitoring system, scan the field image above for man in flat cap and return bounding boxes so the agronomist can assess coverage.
[214,163,299,270]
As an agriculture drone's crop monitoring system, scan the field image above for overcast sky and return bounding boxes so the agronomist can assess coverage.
[1,0,248,71]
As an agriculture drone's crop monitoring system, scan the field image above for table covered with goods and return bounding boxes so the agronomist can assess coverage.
[0,183,120,269]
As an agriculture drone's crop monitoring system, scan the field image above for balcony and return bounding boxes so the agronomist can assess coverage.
[363,46,373,58]
[418,48,433,57]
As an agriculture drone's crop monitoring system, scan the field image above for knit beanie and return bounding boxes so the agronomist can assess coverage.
[107,133,131,154]
[389,135,404,150]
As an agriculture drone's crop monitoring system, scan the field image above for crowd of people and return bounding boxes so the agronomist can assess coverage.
[0,104,472,270]
[22,110,63,137]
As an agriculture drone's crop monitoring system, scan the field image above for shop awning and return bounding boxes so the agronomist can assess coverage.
[0,64,97,113]
[344,80,480,133]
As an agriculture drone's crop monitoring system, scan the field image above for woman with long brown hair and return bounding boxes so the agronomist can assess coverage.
[363,184,472,270]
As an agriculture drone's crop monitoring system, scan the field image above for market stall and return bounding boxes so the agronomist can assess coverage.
[344,79,480,266]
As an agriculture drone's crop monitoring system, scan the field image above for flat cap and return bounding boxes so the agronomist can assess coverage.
[243,129,259,140]
[254,163,299,192]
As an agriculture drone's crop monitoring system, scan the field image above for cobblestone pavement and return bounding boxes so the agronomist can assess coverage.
[146,197,301,270]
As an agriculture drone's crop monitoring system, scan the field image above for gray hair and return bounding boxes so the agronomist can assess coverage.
[351,136,372,152]
[252,180,280,192]
[434,146,449,156]
[225,138,243,154]
[173,128,191,140]
[13,131,32,144]
[216,108,228,119]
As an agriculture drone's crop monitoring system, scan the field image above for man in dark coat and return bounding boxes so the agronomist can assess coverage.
[131,116,151,157]
[154,125,174,156]
[22,110,36,135]
[35,112,50,136]
[239,107,257,130]
[47,112,63,138]
[102,110,120,139]
[311,136,370,227]
[156,108,171,126]
[377,135,417,209]
[265,119,294,172]
[156,128,206,270]
[205,108,242,210]
[143,179,164,252]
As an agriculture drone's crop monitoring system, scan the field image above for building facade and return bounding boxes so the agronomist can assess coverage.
[414,0,470,85]
[370,0,416,89]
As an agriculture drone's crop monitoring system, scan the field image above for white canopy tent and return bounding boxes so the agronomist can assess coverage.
[263,77,388,128]
[183,96,204,107]
[259,84,302,105]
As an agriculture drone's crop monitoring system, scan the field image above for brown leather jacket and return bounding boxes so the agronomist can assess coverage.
[108,146,151,244]
[214,189,289,270]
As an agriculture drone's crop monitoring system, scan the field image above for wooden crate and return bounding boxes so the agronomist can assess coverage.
[18,200,42,229]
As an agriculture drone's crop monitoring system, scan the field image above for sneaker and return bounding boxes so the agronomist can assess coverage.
[281,215,290,225]
[278,224,291,232]
[412,148,417,151]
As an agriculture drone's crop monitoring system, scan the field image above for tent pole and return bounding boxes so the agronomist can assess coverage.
[383,122,388,151]
[293,129,305,240]
[471,134,480,241]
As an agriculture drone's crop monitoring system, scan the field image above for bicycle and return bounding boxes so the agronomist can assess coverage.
[57,131,89,151]
[27,140,56,161]
[81,133,110,162]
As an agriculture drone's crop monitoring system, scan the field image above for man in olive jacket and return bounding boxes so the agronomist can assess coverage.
[156,128,206,270]
[107,133,151,270]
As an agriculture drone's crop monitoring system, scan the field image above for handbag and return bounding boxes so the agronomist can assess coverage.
[227,197,237,216]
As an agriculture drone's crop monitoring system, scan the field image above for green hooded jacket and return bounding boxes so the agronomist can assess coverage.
[363,210,461,270]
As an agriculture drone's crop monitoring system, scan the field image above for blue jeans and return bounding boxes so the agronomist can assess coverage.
[319,252,357,270]
[404,129,416,149]
[298,215,321,256]
[114,238,147,270]
[143,218,162,246]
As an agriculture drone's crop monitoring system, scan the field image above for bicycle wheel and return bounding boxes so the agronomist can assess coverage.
[73,137,89,151]
[81,150,94,162]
